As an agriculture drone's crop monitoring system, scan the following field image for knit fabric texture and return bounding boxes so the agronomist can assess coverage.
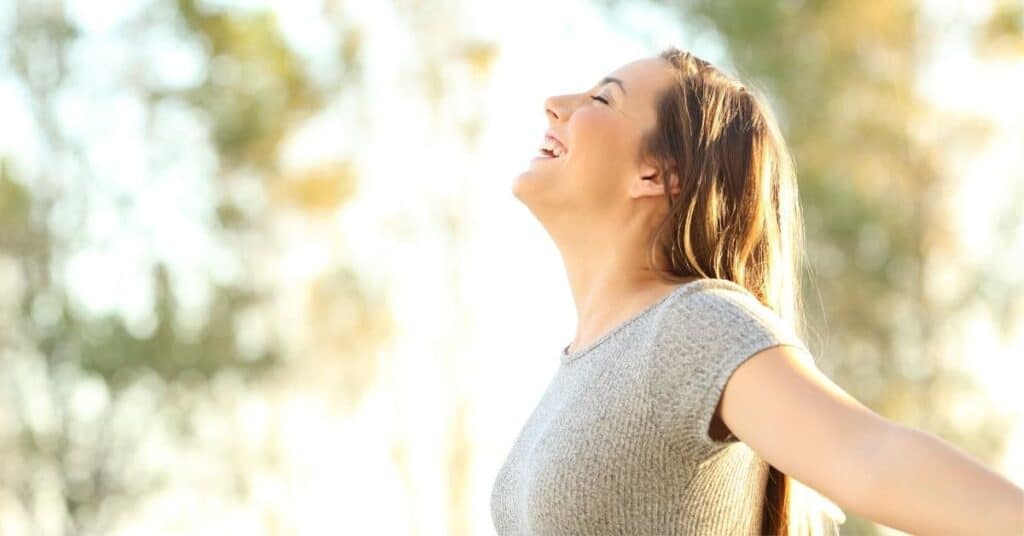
[489,277,811,535]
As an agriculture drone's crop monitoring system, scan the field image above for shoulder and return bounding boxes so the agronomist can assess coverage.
[643,278,812,390]
[651,278,800,349]
[645,278,814,457]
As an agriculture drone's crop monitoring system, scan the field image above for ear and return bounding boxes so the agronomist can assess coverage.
[630,163,681,198]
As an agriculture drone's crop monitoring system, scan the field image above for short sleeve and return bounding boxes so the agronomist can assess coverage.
[647,281,811,460]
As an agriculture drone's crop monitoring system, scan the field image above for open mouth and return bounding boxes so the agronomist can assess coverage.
[535,143,567,159]
[535,132,568,160]
[535,148,560,159]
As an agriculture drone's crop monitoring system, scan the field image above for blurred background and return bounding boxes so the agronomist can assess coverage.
[0,0,1021,534]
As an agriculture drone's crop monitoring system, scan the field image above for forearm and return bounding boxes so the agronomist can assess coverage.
[852,422,1024,535]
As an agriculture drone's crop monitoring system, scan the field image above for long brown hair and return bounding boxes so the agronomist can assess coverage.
[641,46,844,535]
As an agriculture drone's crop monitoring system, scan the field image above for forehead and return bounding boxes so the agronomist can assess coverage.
[603,57,674,120]
[607,56,672,85]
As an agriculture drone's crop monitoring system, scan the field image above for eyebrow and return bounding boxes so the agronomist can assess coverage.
[599,76,627,96]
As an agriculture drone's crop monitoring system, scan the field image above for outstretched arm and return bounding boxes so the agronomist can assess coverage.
[858,422,1023,535]
[717,344,1024,535]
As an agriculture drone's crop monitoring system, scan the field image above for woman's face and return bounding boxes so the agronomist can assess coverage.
[512,56,678,229]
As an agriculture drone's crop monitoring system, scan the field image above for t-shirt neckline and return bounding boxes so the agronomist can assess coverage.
[559,278,715,365]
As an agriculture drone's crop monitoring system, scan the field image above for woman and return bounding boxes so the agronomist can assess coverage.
[490,47,1024,535]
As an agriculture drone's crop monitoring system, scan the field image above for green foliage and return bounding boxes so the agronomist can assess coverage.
[177,0,320,168]
[0,1,374,533]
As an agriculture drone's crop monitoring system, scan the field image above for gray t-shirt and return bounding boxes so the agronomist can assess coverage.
[489,277,811,535]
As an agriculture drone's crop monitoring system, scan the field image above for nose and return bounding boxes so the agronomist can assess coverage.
[544,96,560,121]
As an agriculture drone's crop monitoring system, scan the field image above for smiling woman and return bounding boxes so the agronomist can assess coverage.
[499,45,846,535]
[492,45,1024,536]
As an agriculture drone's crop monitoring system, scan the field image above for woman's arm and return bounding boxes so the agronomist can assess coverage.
[717,344,1024,535]
[858,422,1024,535]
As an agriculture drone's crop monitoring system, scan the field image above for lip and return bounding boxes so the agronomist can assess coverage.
[543,129,568,155]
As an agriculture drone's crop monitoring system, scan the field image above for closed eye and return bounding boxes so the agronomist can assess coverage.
[590,94,609,104]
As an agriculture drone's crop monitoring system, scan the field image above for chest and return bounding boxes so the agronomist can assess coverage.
[490,357,693,534]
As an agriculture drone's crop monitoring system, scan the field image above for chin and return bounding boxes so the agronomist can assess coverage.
[510,177,535,209]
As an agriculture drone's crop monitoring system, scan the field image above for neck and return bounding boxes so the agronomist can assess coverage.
[556,239,693,354]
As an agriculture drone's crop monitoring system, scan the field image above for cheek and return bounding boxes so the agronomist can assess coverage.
[567,110,634,195]
[570,110,635,173]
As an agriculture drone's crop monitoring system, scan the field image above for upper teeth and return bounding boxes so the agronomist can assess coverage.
[541,139,565,157]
